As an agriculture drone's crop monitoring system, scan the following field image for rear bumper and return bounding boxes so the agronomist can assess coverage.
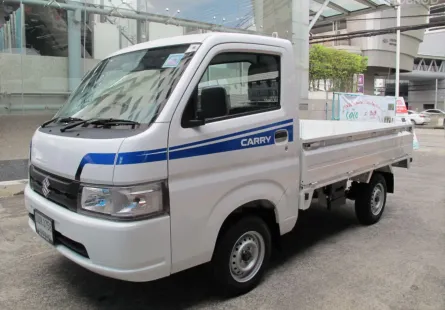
[413,118,429,124]
[25,185,171,282]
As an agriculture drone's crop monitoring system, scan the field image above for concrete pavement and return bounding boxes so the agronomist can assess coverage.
[0,114,52,161]
[0,114,51,193]
[0,159,28,182]
[0,129,444,310]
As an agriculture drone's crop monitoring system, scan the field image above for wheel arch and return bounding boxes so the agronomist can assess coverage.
[201,180,287,262]
[212,199,281,259]
[373,166,394,193]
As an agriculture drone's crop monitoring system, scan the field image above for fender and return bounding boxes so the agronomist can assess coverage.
[203,180,286,264]
[170,180,288,274]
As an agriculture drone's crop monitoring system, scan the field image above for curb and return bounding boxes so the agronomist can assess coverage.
[0,179,28,198]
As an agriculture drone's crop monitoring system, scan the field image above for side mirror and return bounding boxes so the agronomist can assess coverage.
[187,109,206,127]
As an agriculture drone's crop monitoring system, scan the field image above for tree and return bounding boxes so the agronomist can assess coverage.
[309,44,368,92]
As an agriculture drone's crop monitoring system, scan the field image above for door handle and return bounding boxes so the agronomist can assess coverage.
[274,129,288,143]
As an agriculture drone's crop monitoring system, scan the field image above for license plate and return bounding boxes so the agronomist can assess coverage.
[34,210,55,245]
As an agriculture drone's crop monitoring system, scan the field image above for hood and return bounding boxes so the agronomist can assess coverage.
[31,129,125,184]
[30,123,169,185]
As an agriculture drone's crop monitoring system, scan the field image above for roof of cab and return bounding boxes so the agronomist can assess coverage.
[107,32,290,59]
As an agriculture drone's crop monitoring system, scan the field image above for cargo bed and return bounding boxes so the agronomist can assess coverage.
[299,120,413,190]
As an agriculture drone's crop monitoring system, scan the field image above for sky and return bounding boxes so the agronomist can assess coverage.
[107,0,395,28]
[134,0,254,27]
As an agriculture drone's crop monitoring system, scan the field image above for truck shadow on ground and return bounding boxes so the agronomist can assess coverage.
[52,203,359,309]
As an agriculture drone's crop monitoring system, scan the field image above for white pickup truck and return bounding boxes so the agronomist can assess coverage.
[25,32,413,296]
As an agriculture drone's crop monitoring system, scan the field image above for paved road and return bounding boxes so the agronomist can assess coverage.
[0,114,49,181]
[0,114,51,162]
[0,129,444,310]
[0,159,28,182]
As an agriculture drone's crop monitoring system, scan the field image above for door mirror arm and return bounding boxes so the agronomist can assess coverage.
[187,109,206,127]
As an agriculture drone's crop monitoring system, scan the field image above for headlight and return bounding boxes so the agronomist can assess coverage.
[80,181,167,220]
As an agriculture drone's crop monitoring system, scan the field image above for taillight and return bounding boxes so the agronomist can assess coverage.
[419,114,425,118]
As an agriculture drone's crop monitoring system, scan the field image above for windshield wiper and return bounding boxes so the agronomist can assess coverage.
[60,118,140,132]
[41,117,84,128]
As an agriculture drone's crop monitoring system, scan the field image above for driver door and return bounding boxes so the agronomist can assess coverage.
[167,42,299,273]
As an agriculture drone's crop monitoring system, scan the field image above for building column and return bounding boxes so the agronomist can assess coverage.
[67,7,82,92]
[363,68,377,95]
[292,0,309,100]
[252,0,263,30]
[254,0,309,101]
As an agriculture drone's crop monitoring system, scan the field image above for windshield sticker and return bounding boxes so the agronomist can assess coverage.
[162,53,185,68]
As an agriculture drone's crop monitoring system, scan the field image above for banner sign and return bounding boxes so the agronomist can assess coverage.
[396,97,408,115]
[337,93,396,123]
[394,96,409,123]
[333,93,418,150]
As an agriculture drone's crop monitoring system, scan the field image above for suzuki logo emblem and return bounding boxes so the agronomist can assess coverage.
[42,177,51,197]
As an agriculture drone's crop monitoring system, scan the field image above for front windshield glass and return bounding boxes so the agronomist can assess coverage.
[55,44,194,124]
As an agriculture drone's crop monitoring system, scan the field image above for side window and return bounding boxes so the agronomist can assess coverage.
[181,52,280,127]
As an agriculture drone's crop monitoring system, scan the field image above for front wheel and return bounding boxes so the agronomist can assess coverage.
[211,216,272,296]
[355,173,387,225]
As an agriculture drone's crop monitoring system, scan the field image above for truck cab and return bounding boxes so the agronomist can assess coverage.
[25,32,413,296]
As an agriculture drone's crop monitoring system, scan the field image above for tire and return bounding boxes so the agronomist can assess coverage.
[355,173,387,225]
[211,216,272,296]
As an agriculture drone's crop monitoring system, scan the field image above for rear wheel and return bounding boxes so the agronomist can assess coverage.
[211,216,272,296]
[355,173,387,225]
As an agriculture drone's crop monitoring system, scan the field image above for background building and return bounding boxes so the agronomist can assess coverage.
[310,1,445,111]
[1,0,444,115]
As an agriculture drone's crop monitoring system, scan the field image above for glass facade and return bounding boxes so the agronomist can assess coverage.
[0,0,393,116]
[0,0,263,116]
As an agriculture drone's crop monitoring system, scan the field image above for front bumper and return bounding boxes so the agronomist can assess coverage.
[25,185,171,282]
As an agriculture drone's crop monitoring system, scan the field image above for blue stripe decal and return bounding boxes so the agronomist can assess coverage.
[80,153,116,166]
[75,120,294,179]
[170,125,293,160]
[170,118,293,151]
[116,149,167,165]
[75,153,116,180]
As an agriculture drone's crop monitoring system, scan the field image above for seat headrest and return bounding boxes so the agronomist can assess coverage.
[248,63,279,102]
[200,86,229,119]
[248,63,278,77]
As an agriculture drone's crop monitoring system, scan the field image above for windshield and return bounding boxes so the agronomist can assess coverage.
[55,44,195,124]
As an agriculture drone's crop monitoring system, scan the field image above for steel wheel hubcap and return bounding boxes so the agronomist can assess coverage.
[229,231,265,283]
[371,183,385,215]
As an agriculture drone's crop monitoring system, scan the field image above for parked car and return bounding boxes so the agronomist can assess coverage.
[407,110,430,125]
[420,109,445,115]
[420,109,445,128]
